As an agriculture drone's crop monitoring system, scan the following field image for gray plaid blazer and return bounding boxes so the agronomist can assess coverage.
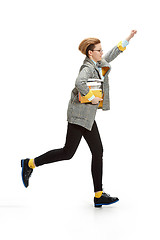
[67,45,124,130]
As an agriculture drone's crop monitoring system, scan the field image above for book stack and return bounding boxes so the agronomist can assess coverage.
[79,79,103,107]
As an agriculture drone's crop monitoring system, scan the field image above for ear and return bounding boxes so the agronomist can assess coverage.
[88,50,93,57]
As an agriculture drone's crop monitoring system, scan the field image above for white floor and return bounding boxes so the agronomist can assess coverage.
[0,189,158,240]
[0,198,137,240]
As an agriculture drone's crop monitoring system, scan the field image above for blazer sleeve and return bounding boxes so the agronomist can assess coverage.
[75,66,95,101]
[103,42,127,63]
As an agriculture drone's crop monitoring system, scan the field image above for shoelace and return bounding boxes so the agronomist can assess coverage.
[103,192,110,197]
[27,168,33,178]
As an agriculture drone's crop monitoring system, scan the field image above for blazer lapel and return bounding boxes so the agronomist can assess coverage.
[84,57,102,79]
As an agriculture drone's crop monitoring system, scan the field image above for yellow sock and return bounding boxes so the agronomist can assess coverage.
[28,159,35,169]
[95,191,103,198]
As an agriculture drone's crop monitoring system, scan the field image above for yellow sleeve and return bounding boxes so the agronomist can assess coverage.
[117,41,126,52]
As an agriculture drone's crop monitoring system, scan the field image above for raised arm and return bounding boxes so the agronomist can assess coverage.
[125,30,137,42]
[103,30,137,63]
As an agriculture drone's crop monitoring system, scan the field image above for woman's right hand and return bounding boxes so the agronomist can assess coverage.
[91,97,103,105]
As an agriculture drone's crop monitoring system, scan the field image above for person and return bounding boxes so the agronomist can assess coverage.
[21,30,137,207]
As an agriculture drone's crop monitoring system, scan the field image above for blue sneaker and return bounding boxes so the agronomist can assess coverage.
[21,158,33,188]
[94,192,119,207]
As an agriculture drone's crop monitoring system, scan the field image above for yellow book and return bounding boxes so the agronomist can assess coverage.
[79,89,103,103]
[78,79,104,108]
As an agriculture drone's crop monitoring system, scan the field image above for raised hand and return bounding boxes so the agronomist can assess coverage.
[126,30,137,42]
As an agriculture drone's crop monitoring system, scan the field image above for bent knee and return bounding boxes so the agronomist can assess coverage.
[63,148,75,160]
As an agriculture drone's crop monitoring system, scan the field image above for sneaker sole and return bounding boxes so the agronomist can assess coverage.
[94,199,119,207]
[21,159,27,188]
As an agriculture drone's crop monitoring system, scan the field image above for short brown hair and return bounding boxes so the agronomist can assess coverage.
[78,38,101,57]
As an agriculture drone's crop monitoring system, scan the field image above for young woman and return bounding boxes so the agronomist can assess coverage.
[21,30,137,207]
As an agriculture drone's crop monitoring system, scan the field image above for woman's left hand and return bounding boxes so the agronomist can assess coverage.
[126,30,137,42]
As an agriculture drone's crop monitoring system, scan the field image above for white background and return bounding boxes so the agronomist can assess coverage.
[0,0,160,239]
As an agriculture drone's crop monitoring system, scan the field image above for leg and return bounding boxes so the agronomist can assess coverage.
[82,121,103,192]
[34,123,83,167]
[21,122,84,188]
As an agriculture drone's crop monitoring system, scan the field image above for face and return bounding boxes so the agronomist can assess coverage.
[88,43,103,62]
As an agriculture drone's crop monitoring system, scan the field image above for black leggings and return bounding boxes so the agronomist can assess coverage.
[34,121,103,192]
